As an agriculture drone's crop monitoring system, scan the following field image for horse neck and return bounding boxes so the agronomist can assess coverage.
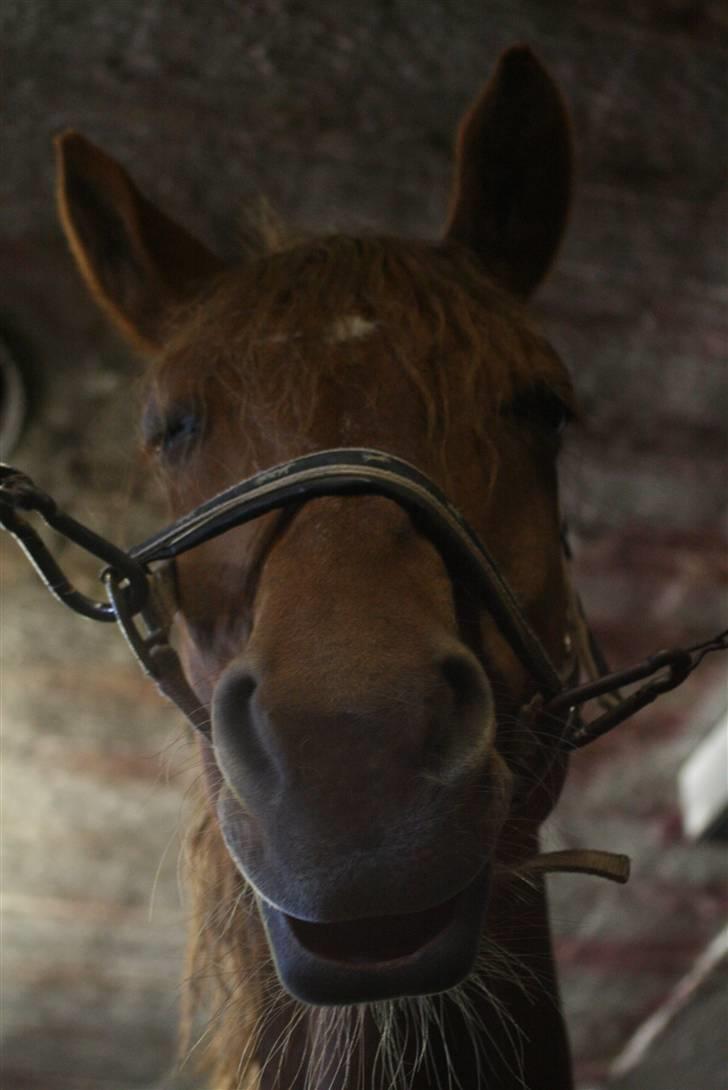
[255,878,572,1090]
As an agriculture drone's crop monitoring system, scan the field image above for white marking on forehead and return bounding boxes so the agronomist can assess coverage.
[327,314,377,343]
[257,314,377,346]
[264,331,296,344]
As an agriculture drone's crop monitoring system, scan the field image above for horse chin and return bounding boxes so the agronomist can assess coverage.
[258,865,491,1006]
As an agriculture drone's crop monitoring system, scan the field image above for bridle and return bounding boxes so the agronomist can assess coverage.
[2,449,726,751]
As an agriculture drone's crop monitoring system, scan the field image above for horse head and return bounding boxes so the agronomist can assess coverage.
[55,44,577,1085]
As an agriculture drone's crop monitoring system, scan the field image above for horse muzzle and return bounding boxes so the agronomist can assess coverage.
[212,733,504,1005]
[257,864,492,1005]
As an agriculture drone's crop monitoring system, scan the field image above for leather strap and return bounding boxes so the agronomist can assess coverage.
[130,448,565,697]
[2,451,725,751]
[519,850,631,884]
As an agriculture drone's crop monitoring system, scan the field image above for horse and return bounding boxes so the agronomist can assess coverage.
[54,45,583,1090]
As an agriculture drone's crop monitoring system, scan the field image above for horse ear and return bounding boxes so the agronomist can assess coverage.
[55,131,225,350]
[444,46,572,298]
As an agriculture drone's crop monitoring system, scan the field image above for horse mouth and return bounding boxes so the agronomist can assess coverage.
[259,866,491,1005]
[287,896,458,963]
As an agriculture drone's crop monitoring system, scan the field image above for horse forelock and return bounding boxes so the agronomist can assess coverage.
[143,233,573,484]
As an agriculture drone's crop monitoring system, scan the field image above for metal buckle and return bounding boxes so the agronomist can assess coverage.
[105,568,210,734]
[552,639,727,749]
[0,464,148,621]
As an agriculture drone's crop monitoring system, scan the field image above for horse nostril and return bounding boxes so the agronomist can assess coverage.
[212,667,276,799]
[425,652,493,781]
[441,653,484,708]
[214,669,257,719]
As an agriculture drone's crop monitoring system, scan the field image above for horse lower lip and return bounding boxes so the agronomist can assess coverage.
[260,866,491,1004]
[284,895,460,965]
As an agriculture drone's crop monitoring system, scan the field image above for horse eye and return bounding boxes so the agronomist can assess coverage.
[143,404,202,459]
[506,387,573,438]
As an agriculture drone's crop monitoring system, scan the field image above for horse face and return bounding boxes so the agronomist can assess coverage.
[206,496,507,1003]
[55,47,573,1006]
[142,243,573,1004]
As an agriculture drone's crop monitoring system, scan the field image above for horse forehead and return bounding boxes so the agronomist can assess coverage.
[328,314,377,342]
[263,313,377,345]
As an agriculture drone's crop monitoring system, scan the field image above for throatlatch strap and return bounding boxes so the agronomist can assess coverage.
[521,850,631,884]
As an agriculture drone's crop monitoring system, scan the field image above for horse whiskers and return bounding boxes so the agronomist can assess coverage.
[254,999,306,1089]
[475,940,543,1004]
[231,951,536,1090]
[308,1006,362,1090]
[467,990,528,1090]
[476,933,566,1024]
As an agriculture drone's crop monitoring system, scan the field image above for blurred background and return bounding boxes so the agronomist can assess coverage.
[2,3,726,1088]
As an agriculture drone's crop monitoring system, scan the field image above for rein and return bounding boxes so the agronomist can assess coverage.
[2,450,726,754]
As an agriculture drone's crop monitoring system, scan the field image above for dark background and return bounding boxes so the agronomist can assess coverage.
[2,3,726,1088]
